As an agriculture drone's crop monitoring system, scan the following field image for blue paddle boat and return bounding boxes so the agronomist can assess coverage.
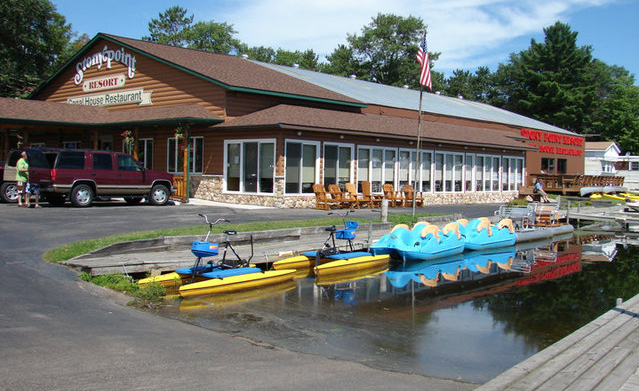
[458,218,516,251]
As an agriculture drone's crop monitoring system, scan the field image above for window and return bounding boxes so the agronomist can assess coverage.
[92,153,112,170]
[139,138,154,169]
[285,141,318,194]
[225,140,275,193]
[541,157,555,173]
[324,144,352,187]
[557,158,567,174]
[357,147,399,192]
[465,154,475,192]
[56,151,85,169]
[476,156,484,191]
[420,151,433,192]
[117,154,140,171]
[435,153,444,192]
[168,136,203,174]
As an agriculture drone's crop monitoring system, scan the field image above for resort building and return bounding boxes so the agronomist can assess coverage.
[0,33,586,207]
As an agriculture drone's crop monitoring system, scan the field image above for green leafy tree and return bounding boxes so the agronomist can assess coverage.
[442,67,496,101]
[185,21,240,54]
[323,13,441,89]
[494,22,597,133]
[588,60,639,153]
[0,0,72,97]
[143,6,194,46]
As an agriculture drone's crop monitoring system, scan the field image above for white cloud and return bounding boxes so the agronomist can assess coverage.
[206,0,619,74]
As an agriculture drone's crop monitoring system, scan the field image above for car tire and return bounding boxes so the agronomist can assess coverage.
[1,182,19,203]
[124,197,143,205]
[70,184,94,207]
[149,184,170,206]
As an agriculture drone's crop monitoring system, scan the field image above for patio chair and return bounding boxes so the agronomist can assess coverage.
[312,184,341,210]
[344,183,363,209]
[360,181,383,208]
[382,183,403,207]
[401,184,424,207]
[327,184,357,209]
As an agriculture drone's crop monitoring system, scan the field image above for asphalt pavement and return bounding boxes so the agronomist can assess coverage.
[0,199,499,391]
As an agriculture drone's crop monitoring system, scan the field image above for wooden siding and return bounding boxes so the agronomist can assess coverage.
[33,39,227,119]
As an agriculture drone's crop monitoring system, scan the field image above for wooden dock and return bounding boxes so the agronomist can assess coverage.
[474,294,639,391]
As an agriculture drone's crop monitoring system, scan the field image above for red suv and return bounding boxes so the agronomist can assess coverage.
[46,149,175,207]
[1,148,57,203]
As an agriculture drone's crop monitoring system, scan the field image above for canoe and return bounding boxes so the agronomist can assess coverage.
[460,218,516,251]
[178,269,297,298]
[314,252,390,277]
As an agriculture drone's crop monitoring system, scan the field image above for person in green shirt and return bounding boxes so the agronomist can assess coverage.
[16,151,30,207]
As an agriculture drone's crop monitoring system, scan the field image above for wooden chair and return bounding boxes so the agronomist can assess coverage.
[344,183,363,209]
[360,181,383,208]
[327,184,357,209]
[382,183,403,207]
[401,184,424,207]
[312,184,341,210]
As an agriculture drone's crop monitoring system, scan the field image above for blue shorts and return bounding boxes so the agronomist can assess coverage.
[27,183,40,195]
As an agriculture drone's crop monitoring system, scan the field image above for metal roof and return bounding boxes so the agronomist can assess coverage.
[255,61,577,136]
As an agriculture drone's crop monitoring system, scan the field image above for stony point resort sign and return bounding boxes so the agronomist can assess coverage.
[66,45,152,106]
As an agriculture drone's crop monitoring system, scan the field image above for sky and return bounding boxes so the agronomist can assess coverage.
[52,0,639,84]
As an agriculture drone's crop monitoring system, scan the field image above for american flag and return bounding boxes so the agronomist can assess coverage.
[416,32,432,90]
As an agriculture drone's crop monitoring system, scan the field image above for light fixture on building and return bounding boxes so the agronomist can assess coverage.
[437,143,442,147]
[297,131,302,136]
[339,134,344,139]
[375,138,380,142]
[409,140,414,145]
[502,149,506,153]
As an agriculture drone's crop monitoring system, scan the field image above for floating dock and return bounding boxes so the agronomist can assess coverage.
[475,293,639,391]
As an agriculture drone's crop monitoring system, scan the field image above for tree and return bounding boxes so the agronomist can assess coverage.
[588,60,639,153]
[0,0,73,97]
[442,67,495,102]
[143,6,193,46]
[494,22,597,133]
[323,13,441,89]
[185,21,240,54]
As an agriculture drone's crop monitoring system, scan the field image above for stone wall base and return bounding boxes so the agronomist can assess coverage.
[191,175,516,208]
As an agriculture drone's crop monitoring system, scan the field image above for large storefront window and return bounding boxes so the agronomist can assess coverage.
[285,141,318,194]
[420,151,432,192]
[225,140,275,193]
[476,156,484,191]
[358,146,397,192]
[167,136,203,174]
[465,154,475,192]
[139,138,153,169]
[501,157,525,191]
[324,144,352,187]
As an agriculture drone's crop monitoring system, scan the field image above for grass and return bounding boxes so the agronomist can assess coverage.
[79,272,167,305]
[44,213,440,263]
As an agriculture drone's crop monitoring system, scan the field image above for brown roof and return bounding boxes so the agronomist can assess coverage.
[99,34,364,107]
[215,104,533,150]
[0,97,222,126]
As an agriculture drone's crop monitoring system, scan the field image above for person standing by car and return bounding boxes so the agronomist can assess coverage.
[16,151,30,207]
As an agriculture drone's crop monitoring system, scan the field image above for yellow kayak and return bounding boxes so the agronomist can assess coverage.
[314,254,390,277]
[178,269,296,298]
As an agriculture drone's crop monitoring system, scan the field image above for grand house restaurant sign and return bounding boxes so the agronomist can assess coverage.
[66,46,152,106]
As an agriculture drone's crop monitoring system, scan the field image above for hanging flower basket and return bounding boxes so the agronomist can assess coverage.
[175,124,188,140]
[121,130,134,147]
[16,134,24,149]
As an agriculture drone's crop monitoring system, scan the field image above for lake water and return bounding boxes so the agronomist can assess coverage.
[155,233,639,384]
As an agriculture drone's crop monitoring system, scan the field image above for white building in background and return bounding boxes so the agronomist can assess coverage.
[585,141,639,190]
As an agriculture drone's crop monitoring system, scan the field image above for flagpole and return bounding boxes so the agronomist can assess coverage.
[413,84,423,219]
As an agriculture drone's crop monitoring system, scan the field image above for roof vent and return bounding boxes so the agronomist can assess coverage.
[293,63,299,68]
[241,54,248,59]
[349,74,357,79]
[403,84,409,89]
[457,95,464,99]
[435,91,441,95]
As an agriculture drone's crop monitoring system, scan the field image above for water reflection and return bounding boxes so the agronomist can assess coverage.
[157,234,639,384]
